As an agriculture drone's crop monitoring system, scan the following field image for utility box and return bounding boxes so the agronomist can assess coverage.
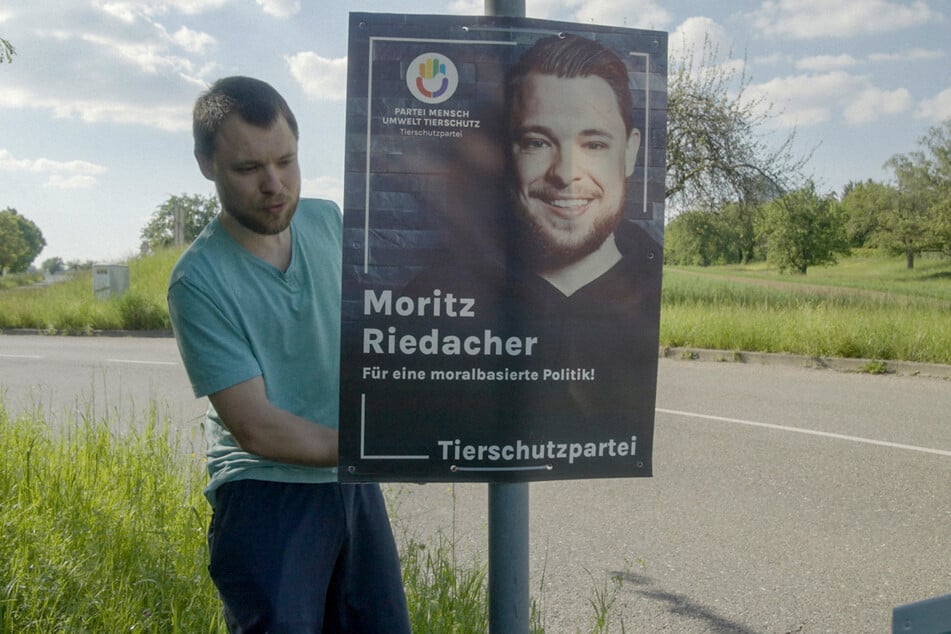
[93,264,129,300]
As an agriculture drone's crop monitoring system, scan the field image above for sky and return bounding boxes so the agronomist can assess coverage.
[1,0,949,264]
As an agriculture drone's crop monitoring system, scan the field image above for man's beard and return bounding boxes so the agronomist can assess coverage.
[226,197,297,236]
[513,196,623,271]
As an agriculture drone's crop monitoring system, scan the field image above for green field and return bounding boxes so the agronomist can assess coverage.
[662,252,951,365]
[2,249,950,365]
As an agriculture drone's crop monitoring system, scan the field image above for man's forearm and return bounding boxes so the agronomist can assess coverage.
[208,376,338,467]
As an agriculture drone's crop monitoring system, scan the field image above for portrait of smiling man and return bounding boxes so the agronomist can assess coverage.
[381,31,663,475]
[506,32,643,297]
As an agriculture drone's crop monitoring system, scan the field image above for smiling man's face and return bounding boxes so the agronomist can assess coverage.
[510,72,639,268]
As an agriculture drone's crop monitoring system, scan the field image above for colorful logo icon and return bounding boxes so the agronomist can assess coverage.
[406,52,459,104]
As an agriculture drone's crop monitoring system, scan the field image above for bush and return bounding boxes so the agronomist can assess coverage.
[117,292,170,330]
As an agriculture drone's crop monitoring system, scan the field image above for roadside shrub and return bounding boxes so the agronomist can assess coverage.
[117,292,169,330]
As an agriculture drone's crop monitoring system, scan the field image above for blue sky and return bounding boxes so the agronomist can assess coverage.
[1,0,949,264]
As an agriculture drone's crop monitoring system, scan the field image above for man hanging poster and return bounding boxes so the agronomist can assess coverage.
[339,12,667,482]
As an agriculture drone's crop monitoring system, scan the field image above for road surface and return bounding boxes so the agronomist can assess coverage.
[1,334,949,632]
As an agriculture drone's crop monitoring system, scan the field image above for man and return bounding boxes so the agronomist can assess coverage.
[168,76,410,632]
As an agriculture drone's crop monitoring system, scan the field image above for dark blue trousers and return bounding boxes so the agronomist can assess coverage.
[208,479,410,633]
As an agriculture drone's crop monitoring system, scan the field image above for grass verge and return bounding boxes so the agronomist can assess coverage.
[0,402,220,632]
[0,249,180,333]
[662,265,951,365]
[1,400,561,633]
[4,250,950,366]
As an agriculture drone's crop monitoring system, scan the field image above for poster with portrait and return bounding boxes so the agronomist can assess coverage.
[339,12,667,482]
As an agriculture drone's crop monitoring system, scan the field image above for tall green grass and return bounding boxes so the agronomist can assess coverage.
[3,248,949,364]
[0,249,180,332]
[661,265,951,364]
[0,402,221,632]
[678,251,951,301]
[0,400,547,633]
[0,271,44,291]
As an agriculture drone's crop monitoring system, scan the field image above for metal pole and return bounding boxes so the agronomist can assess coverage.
[482,3,529,632]
[485,0,525,16]
[488,481,530,632]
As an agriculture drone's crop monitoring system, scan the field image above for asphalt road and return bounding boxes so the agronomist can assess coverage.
[1,334,949,633]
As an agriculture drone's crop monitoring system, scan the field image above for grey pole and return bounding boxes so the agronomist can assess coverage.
[488,481,530,632]
[485,0,525,16]
[482,3,530,632]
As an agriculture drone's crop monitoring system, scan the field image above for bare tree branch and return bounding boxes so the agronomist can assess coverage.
[666,36,812,214]
[1,37,15,64]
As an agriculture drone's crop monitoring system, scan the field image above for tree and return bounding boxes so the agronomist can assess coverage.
[664,209,725,266]
[840,179,896,248]
[666,38,810,215]
[140,193,219,252]
[935,195,951,259]
[882,119,951,265]
[42,257,65,274]
[66,260,95,271]
[664,205,764,266]
[0,213,26,275]
[760,181,849,274]
[1,36,14,64]
[0,208,46,275]
[719,200,767,264]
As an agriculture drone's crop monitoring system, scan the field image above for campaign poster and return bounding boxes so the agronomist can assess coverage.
[339,12,667,482]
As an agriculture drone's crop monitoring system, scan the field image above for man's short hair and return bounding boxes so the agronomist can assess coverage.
[193,76,299,160]
[504,34,635,137]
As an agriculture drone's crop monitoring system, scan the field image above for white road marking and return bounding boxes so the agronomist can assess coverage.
[657,407,951,458]
[104,358,179,366]
[0,353,43,359]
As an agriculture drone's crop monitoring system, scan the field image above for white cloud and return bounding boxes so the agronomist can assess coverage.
[34,21,213,79]
[79,31,198,75]
[868,48,945,63]
[670,16,735,67]
[96,2,139,24]
[95,0,229,20]
[50,98,191,131]
[286,52,348,102]
[255,0,300,18]
[447,0,482,13]
[917,88,951,121]
[500,0,672,28]
[45,174,101,190]
[796,54,858,71]
[571,0,672,29]
[0,149,108,189]
[172,26,216,54]
[843,86,912,124]
[754,52,788,66]
[669,16,746,83]
[0,84,191,131]
[168,0,230,13]
[744,71,912,128]
[747,0,941,39]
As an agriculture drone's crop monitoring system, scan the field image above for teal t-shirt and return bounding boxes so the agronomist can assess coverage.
[167,198,341,505]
